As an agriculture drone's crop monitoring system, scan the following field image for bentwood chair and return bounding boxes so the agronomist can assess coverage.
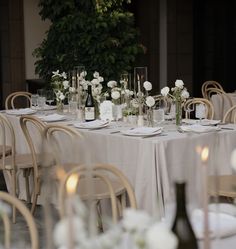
[222,104,236,124]
[19,115,48,214]
[183,98,214,119]
[58,163,137,225]
[0,114,44,222]
[5,91,32,110]
[0,191,39,249]
[201,81,224,99]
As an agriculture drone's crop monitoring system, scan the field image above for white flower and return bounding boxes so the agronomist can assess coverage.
[80,71,87,78]
[63,80,69,89]
[107,81,117,88]
[231,149,236,171]
[122,208,151,232]
[181,89,189,99]
[131,99,139,108]
[53,217,87,247]
[98,76,104,82]
[145,96,155,107]
[93,71,100,78]
[161,86,170,96]
[143,81,152,91]
[146,223,178,249]
[59,93,65,100]
[52,70,60,77]
[69,87,76,93]
[61,72,67,79]
[175,79,184,89]
[93,86,102,96]
[91,78,100,85]
[129,90,134,96]
[111,91,120,100]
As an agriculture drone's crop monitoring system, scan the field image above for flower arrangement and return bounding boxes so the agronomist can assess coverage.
[160,79,189,125]
[53,197,178,249]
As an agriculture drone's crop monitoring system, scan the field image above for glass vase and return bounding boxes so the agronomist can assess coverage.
[56,100,64,113]
[146,108,153,127]
[175,99,182,126]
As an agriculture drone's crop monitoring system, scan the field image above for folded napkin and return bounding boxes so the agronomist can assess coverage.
[180,124,220,133]
[74,120,108,128]
[6,108,36,115]
[209,203,236,217]
[126,127,162,135]
[182,119,221,126]
[38,113,66,122]
[191,209,236,239]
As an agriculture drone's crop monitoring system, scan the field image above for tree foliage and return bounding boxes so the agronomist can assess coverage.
[34,0,144,82]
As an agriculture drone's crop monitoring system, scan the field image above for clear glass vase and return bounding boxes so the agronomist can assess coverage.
[146,108,153,127]
[175,99,182,126]
[56,100,64,113]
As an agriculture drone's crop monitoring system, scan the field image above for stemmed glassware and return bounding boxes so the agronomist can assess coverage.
[195,103,206,122]
[46,90,54,106]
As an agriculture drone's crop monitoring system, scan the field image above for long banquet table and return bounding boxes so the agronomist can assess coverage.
[3,113,236,214]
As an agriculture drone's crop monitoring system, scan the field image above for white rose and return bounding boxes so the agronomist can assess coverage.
[98,76,104,82]
[111,91,120,100]
[107,81,117,88]
[59,93,65,100]
[93,87,102,96]
[143,81,152,91]
[146,96,155,107]
[91,78,99,85]
[146,223,178,249]
[93,71,99,78]
[231,149,236,171]
[63,80,69,89]
[181,89,189,99]
[131,99,139,108]
[129,90,134,96]
[80,71,87,78]
[161,86,170,96]
[175,79,184,89]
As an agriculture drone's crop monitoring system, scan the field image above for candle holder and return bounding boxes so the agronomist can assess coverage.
[134,67,148,94]
[74,65,86,109]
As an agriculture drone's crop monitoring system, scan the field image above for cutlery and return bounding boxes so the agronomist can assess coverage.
[110,130,121,134]
[141,133,168,139]
[220,127,235,130]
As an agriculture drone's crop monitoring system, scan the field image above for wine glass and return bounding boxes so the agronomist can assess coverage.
[184,101,195,119]
[46,90,54,106]
[31,94,39,109]
[195,104,206,123]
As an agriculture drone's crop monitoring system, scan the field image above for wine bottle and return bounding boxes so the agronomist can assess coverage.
[172,182,198,249]
[85,85,95,122]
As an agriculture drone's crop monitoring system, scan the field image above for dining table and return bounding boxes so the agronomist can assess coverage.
[2,109,236,249]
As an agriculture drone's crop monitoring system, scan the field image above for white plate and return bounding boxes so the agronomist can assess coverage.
[31,105,56,111]
[73,120,109,129]
[38,114,66,122]
[121,127,163,137]
[182,119,221,126]
[6,108,37,115]
[180,124,221,133]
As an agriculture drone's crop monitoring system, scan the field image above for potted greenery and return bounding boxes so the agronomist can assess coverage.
[33,0,144,84]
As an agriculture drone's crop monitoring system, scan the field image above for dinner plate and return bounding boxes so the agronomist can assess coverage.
[121,127,163,137]
[37,114,66,122]
[5,108,37,115]
[31,105,57,111]
[180,124,221,133]
[182,119,221,126]
[73,120,109,129]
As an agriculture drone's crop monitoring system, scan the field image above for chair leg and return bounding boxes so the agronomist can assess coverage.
[31,178,40,215]
[11,171,17,223]
[96,201,103,233]
[23,169,31,204]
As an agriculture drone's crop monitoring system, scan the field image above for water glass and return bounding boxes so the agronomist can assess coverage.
[38,96,46,110]
[153,109,165,125]
[195,104,206,120]
[69,101,78,119]
[31,94,39,108]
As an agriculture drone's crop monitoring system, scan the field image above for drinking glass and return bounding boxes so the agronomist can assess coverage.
[46,90,54,106]
[31,94,39,108]
[38,96,46,110]
[195,104,206,122]
[153,108,165,125]
[184,101,195,119]
[37,89,46,97]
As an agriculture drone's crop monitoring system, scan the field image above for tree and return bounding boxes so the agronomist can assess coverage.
[34,0,144,83]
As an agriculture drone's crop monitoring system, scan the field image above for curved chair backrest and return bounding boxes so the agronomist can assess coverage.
[223,104,236,124]
[44,124,83,166]
[0,191,39,249]
[204,87,226,100]
[201,81,224,99]
[58,163,137,222]
[5,91,32,110]
[19,116,46,177]
[184,98,214,119]
[0,113,16,169]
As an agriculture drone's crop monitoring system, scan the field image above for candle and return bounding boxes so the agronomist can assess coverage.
[66,173,79,249]
[137,74,141,93]
[201,146,210,249]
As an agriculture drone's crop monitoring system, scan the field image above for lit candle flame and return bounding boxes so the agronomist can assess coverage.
[66,173,79,195]
[201,146,209,162]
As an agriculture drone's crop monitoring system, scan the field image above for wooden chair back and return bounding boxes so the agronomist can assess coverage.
[223,104,236,123]
[5,92,32,110]
[0,191,39,249]
[201,81,224,99]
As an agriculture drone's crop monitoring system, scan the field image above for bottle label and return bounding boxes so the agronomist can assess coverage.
[85,107,95,121]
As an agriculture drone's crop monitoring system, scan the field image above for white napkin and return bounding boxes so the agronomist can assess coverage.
[182,119,221,126]
[126,127,162,135]
[74,120,108,128]
[180,124,220,133]
[38,114,66,122]
[209,203,236,217]
[191,209,236,239]
[6,108,36,115]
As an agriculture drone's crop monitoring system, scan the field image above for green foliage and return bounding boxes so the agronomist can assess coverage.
[34,0,144,83]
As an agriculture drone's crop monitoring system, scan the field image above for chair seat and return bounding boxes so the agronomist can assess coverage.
[0,145,12,157]
[209,175,236,198]
[0,154,40,170]
[78,177,126,200]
